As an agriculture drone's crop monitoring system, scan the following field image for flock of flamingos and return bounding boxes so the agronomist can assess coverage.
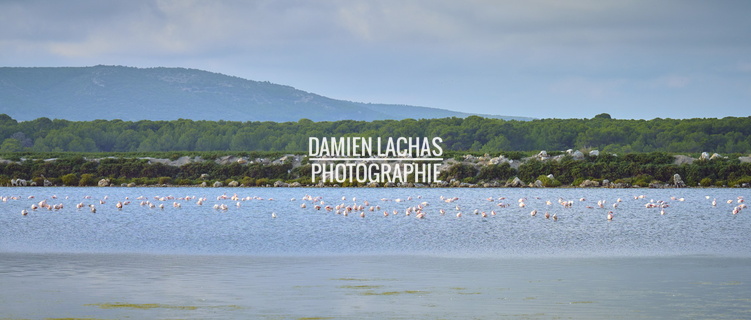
[5,190,747,221]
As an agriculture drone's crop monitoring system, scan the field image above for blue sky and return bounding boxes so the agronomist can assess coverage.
[1,0,750,120]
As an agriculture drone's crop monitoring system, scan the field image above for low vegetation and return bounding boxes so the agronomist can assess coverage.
[1,150,750,188]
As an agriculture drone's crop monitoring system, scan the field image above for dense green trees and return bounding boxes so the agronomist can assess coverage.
[0,114,750,154]
[1,114,751,187]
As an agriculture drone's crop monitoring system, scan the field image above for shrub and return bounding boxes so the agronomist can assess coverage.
[79,173,97,186]
[31,177,44,186]
[633,174,654,187]
[439,163,479,181]
[461,177,476,184]
[240,176,255,186]
[61,173,79,186]
[537,175,562,187]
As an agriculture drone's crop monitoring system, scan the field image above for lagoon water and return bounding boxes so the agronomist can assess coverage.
[1,187,750,319]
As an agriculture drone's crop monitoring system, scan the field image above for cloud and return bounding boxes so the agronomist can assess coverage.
[1,0,750,119]
[549,77,627,99]
[650,75,692,89]
[5,1,747,58]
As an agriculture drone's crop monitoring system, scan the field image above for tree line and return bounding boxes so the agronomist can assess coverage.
[1,114,751,154]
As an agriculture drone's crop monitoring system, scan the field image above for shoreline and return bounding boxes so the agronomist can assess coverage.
[1,183,748,188]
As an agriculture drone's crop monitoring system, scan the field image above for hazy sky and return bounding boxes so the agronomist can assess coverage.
[2,0,750,120]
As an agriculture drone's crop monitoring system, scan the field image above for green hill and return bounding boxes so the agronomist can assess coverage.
[0,65,529,122]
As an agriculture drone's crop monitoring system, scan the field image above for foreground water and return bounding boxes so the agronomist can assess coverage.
[1,187,750,319]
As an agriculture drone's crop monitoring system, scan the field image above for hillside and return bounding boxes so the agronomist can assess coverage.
[0,66,529,122]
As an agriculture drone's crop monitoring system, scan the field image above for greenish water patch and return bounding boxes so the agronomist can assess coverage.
[502,313,548,319]
[332,277,397,282]
[451,287,482,295]
[297,317,335,320]
[339,285,383,290]
[87,303,198,310]
[570,301,595,304]
[332,278,368,281]
[45,318,110,320]
[45,318,112,320]
[361,290,429,296]
[85,303,242,311]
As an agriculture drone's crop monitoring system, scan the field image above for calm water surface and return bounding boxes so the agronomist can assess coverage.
[1,187,750,319]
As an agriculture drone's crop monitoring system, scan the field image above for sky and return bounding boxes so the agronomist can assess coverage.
[1,0,750,120]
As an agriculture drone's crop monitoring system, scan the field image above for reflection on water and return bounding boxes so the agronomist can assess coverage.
[1,187,750,319]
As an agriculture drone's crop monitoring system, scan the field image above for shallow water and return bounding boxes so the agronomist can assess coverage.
[1,187,750,319]
[1,253,749,320]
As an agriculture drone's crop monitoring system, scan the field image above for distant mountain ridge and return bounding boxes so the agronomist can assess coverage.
[0,65,530,122]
